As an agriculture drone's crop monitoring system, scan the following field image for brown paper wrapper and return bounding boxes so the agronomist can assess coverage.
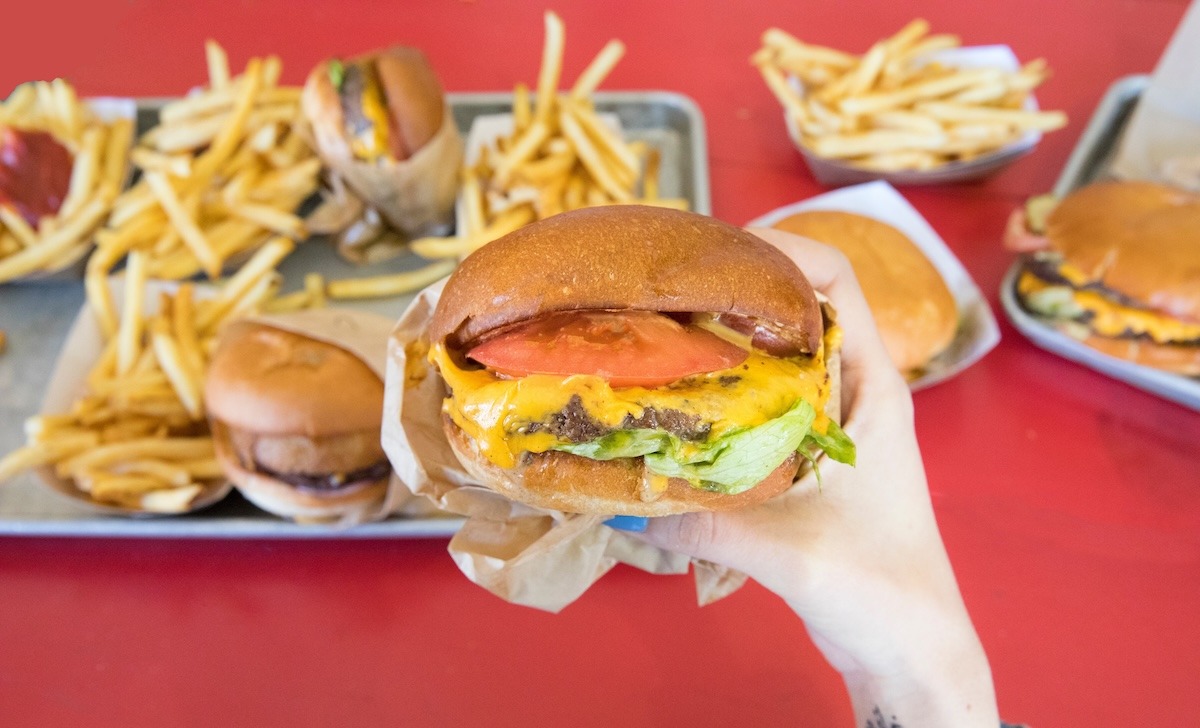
[232,308,442,525]
[1111,3,1200,183]
[311,103,463,257]
[380,280,753,613]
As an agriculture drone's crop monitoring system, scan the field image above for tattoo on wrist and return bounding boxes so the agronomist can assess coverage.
[865,706,902,728]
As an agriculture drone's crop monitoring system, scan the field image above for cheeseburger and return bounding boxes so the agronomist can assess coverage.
[303,46,446,164]
[1007,181,1200,375]
[205,323,390,522]
[770,210,958,378]
[427,206,855,517]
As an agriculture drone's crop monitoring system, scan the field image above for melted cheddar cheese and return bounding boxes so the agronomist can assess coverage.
[348,66,391,161]
[432,323,834,469]
[1018,271,1200,343]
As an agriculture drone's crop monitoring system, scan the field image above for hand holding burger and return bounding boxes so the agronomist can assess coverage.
[634,230,999,728]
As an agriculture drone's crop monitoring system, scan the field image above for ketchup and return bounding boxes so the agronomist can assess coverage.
[0,126,74,229]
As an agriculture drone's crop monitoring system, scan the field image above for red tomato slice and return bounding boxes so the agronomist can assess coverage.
[467,310,749,388]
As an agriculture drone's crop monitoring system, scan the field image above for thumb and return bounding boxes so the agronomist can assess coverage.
[632,510,763,575]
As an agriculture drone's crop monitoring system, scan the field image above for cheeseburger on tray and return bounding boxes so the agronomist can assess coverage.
[205,323,391,522]
[427,205,855,517]
[1007,181,1200,376]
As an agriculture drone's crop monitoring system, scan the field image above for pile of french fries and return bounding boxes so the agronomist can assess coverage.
[0,80,134,282]
[412,11,684,260]
[754,19,1068,171]
[91,41,320,286]
[0,239,294,513]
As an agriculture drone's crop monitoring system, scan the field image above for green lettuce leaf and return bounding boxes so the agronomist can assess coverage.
[805,418,856,466]
[554,399,852,495]
[328,59,346,90]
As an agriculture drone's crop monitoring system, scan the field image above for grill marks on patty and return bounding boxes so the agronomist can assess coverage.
[523,394,712,443]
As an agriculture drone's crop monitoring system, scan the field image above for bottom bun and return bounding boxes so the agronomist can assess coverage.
[443,415,800,517]
[1078,333,1200,377]
[214,446,389,524]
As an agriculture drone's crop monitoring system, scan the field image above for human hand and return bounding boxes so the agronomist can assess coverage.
[632,229,999,727]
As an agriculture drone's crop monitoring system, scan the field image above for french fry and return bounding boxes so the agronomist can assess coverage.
[143,171,221,276]
[534,11,566,125]
[326,259,457,300]
[917,102,1068,131]
[558,110,633,202]
[0,206,38,248]
[206,39,230,89]
[570,39,626,100]
[0,433,99,482]
[808,130,949,158]
[264,289,312,313]
[150,320,203,418]
[0,197,107,282]
[304,272,327,308]
[513,83,532,134]
[140,485,204,513]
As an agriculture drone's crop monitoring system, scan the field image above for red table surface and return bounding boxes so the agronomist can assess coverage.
[2,1,1198,726]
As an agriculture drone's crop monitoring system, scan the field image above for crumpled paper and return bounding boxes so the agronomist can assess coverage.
[307,103,464,263]
[379,279,752,613]
[1111,1,1200,183]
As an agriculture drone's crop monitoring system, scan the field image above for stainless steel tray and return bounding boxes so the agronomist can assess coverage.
[0,91,712,537]
[999,75,1200,411]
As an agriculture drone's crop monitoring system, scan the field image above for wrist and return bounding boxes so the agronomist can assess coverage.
[840,623,998,728]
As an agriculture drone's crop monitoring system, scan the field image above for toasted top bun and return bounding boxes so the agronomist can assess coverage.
[772,210,957,373]
[1046,181,1200,322]
[302,46,445,162]
[205,324,385,437]
[430,205,824,352]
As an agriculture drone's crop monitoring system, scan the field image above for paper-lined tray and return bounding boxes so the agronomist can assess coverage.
[747,181,1000,389]
[0,91,712,538]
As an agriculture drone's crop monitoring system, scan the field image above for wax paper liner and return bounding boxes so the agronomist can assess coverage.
[1111,2,1200,183]
[309,103,463,261]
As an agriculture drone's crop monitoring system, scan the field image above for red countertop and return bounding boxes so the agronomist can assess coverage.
[2,1,1198,726]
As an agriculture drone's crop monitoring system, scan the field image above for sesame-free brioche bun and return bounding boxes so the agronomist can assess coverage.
[1045,181,1200,323]
[429,205,842,516]
[430,205,824,354]
[772,210,957,375]
[204,324,390,522]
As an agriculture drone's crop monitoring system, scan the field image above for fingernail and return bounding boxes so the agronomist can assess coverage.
[604,515,648,532]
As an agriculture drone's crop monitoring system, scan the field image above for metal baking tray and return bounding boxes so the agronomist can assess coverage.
[0,90,711,537]
[999,75,1200,411]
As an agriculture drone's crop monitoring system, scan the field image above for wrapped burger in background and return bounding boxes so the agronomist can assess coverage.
[303,46,464,263]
